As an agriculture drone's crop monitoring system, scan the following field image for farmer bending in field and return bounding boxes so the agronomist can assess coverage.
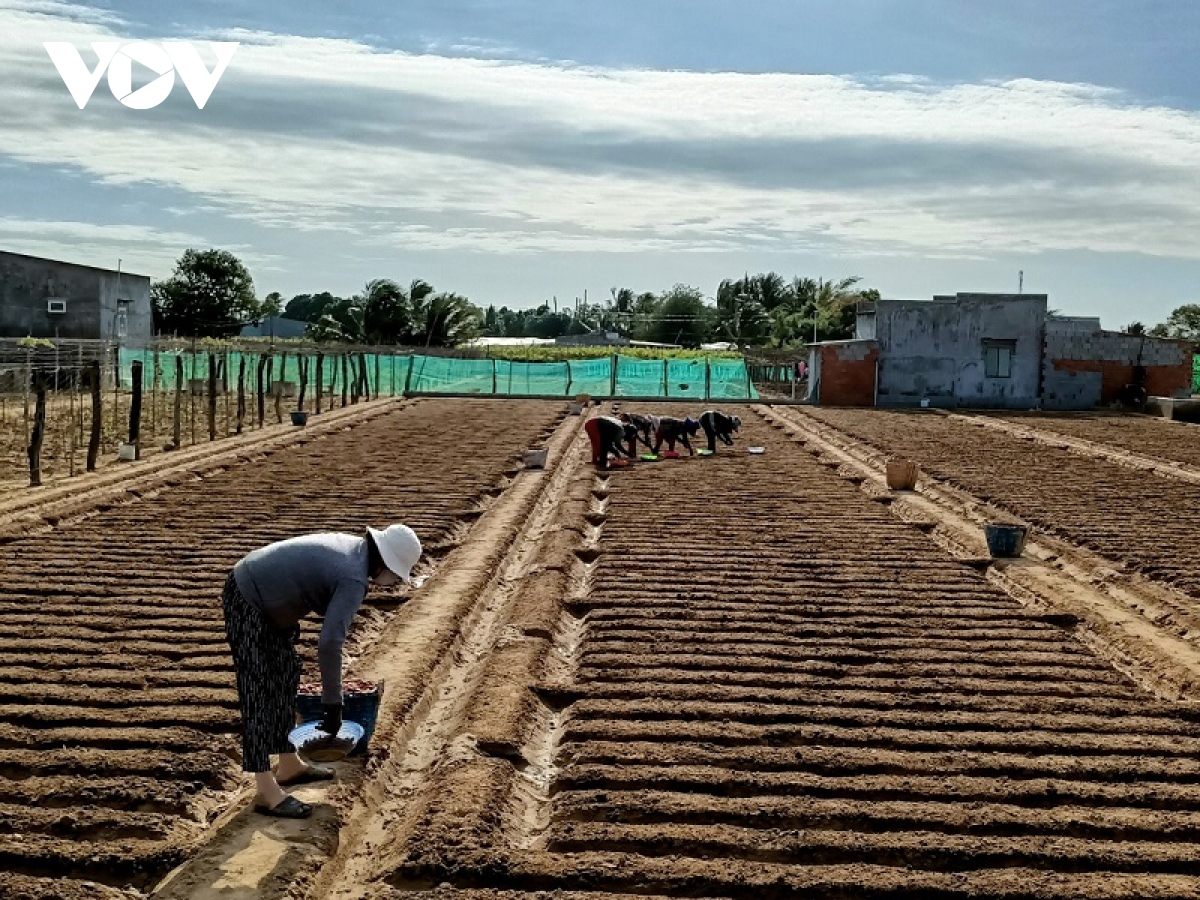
[222,524,422,819]
[618,412,659,455]
[699,410,742,453]
[585,415,636,469]
[652,415,701,456]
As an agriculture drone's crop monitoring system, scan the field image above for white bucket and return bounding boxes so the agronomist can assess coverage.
[117,443,137,462]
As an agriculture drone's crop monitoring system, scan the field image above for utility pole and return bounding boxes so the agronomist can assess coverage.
[1018,270,1024,294]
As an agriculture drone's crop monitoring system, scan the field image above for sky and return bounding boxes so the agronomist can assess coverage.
[2,0,1200,328]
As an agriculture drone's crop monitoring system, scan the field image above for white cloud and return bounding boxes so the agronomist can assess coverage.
[0,217,272,276]
[3,0,1200,262]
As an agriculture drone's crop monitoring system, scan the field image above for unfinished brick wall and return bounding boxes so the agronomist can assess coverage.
[1043,330,1192,409]
[819,343,878,406]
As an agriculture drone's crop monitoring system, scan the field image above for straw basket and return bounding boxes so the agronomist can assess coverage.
[885,458,919,490]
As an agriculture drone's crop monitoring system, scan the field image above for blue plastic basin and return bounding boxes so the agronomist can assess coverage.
[985,524,1028,558]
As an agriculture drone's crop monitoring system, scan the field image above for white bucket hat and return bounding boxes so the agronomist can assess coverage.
[366,524,422,583]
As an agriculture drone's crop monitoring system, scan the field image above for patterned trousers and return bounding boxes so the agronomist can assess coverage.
[222,573,301,772]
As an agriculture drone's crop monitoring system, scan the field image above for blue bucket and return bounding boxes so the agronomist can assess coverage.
[295,687,381,756]
[985,524,1028,558]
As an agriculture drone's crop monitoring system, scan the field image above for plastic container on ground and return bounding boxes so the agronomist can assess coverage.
[523,448,548,469]
[288,720,364,763]
[296,683,381,755]
[985,523,1029,558]
[290,411,308,426]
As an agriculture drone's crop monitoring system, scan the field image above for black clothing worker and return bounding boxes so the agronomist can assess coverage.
[652,416,700,456]
[699,410,742,452]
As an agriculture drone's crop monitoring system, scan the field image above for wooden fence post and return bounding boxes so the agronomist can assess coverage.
[87,360,102,471]
[150,350,159,441]
[341,354,349,407]
[257,354,268,427]
[77,346,85,444]
[609,353,618,398]
[276,351,288,423]
[188,351,197,446]
[207,353,218,440]
[22,347,31,448]
[222,352,231,436]
[28,372,46,487]
[316,353,324,413]
[294,355,304,412]
[236,356,246,435]
[173,355,183,450]
[111,346,120,436]
[129,360,142,458]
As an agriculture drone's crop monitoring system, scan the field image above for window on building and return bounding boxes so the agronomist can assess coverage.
[983,339,1016,378]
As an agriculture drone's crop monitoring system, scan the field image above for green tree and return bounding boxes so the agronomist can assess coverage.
[715,277,770,348]
[284,291,343,323]
[792,275,865,343]
[361,278,413,344]
[1153,304,1200,340]
[650,284,712,347]
[151,249,259,337]
[307,278,481,346]
[413,292,482,346]
[1123,321,1146,336]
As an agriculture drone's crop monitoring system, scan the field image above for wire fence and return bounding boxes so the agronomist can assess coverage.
[0,337,761,488]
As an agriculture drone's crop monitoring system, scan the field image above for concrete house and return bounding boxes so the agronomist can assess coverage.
[809,292,1192,410]
[0,251,153,342]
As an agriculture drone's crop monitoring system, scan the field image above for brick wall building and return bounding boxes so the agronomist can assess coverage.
[809,294,1194,410]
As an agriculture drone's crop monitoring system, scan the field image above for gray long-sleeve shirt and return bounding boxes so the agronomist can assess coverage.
[233,533,368,705]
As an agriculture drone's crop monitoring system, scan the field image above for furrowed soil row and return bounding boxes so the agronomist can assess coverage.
[358,406,1200,899]
[0,395,404,532]
[0,399,563,899]
[801,408,1200,595]
[979,411,1200,474]
[766,406,1200,702]
[295,405,594,900]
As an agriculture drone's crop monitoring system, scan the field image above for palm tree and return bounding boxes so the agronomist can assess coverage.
[417,292,481,347]
[790,275,863,343]
[361,279,410,343]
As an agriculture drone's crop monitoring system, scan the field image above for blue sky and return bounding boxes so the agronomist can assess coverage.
[3,0,1199,327]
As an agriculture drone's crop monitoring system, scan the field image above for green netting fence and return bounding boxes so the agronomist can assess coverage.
[1193,354,1200,395]
[117,350,758,400]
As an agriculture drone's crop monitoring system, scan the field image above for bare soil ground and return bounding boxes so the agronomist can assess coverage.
[0,387,368,492]
[7,403,1200,900]
[983,411,1200,470]
[0,399,562,899]
[305,407,1200,899]
[805,407,1200,600]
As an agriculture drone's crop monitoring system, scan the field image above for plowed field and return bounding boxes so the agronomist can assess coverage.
[0,399,561,898]
[371,409,1200,899]
[804,408,1200,599]
[983,411,1200,470]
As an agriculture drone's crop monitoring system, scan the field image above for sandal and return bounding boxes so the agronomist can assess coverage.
[254,795,312,819]
[276,764,335,787]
